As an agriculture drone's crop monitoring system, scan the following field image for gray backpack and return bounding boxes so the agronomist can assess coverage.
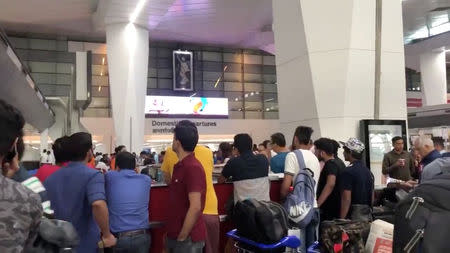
[283,149,316,228]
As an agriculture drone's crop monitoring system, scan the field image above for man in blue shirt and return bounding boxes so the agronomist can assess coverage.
[105,151,151,253]
[339,138,374,219]
[45,132,116,253]
[269,132,289,173]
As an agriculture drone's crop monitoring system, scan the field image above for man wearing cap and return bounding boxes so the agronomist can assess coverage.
[339,138,374,220]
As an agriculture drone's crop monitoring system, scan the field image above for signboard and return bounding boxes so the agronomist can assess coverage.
[173,50,193,91]
[145,96,228,118]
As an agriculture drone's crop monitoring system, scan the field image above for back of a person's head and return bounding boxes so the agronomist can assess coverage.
[115,151,136,170]
[432,137,444,148]
[219,142,232,158]
[115,145,126,154]
[53,136,70,164]
[314,138,335,155]
[0,100,25,158]
[270,133,286,147]
[68,132,92,161]
[161,151,166,156]
[330,139,340,156]
[294,126,313,145]
[174,120,198,152]
[234,133,253,154]
[262,140,270,149]
[415,135,434,149]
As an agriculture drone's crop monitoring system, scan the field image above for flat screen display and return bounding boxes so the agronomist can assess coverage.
[145,95,229,118]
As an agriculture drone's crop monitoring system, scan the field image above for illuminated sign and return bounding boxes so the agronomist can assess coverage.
[145,96,229,118]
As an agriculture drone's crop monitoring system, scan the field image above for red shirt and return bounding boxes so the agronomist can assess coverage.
[167,153,206,242]
[36,164,63,182]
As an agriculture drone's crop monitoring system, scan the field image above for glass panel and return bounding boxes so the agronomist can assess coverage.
[224,82,242,92]
[56,52,75,63]
[245,111,263,119]
[28,50,57,62]
[264,102,279,111]
[90,97,110,108]
[244,64,262,74]
[37,84,70,97]
[31,73,56,84]
[56,74,72,85]
[148,68,157,77]
[202,52,222,62]
[8,37,28,49]
[157,68,172,78]
[203,71,222,81]
[56,63,72,74]
[244,73,262,82]
[264,111,279,119]
[91,86,109,97]
[83,108,110,117]
[157,48,171,58]
[262,65,276,75]
[202,61,223,72]
[229,101,243,110]
[243,54,262,64]
[157,58,171,68]
[224,53,242,63]
[149,47,157,57]
[92,54,107,65]
[244,83,263,92]
[263,74,277,83]
[92,65,108,76]
[263,55,276,66]
[203,80,223,90]
[56,41,68,52]
[158,78,172,89]
[225,63,242,73]
[224,72,242,82]
[29,62,56,73]
[92,76,109,86]
[230,111,244,119]
[244,101,263,111]
[225,91,244,102]
[201,91,223,97]
[263,93,278,103]
[30,39,56,51]
[263,83,277,93]
[244,91,262,102]
[148,78,157,89]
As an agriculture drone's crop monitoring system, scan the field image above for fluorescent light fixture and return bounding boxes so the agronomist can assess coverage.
[264,98,274,102]
[129,0,147,23]
[31,147,39,150]
[98,86,102,92]
[190,93,197,97]
[102,57,105,65]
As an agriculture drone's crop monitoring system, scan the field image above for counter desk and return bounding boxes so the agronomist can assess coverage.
[148,177,283,253]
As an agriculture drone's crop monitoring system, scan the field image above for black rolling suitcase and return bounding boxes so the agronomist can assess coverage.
[393,174,450,253]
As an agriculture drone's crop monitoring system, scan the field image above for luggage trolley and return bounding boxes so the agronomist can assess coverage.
[226,229,301,253]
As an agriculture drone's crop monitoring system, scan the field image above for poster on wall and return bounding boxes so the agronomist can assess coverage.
[145,95,228,118]
[360,120,407,186]
[173,50,193,91]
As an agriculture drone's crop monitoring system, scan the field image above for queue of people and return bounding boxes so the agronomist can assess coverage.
[1,97,449,252]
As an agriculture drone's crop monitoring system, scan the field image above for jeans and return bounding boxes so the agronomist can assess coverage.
[114,233,150,253]
[167,237,205,253]
[300,208,320,253]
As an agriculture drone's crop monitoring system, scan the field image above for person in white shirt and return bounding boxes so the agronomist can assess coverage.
[281,126,320,250]
[281,126,320,201]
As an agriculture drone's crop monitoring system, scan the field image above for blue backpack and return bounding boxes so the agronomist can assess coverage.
[283,149,316,228]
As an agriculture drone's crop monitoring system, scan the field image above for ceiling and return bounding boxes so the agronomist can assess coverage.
[0,0,448,51]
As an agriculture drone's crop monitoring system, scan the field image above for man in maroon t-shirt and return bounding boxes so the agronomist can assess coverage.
[166,120,206,253]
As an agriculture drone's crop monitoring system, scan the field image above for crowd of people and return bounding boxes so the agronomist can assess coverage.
[1,97,449,253]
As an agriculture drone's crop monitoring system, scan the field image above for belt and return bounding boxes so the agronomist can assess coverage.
[114,229,148,238]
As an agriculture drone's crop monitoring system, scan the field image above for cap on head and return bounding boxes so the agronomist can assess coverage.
[340,138,365,153]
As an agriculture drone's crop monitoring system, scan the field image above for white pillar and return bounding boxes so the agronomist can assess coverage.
[106,23,149,153]
[420,50,447,106]
[273,0,407,142]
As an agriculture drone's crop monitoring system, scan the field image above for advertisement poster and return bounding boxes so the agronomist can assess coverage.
[173,50,193,91]
[145,95,228,118]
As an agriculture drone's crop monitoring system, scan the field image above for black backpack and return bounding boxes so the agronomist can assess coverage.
[233,199,290,244]
[393,174,450,253]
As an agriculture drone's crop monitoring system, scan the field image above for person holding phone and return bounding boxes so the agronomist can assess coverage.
[0,100,43,252]
[382,136,415,182]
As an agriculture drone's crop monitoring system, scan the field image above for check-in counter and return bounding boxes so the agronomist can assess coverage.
[148,176,283,253]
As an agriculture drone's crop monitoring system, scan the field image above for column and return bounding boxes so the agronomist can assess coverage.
[420,50,447,106]
[272,0,407,142]
[106,23,149,153]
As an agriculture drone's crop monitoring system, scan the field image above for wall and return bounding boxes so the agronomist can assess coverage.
[81,117,280,152]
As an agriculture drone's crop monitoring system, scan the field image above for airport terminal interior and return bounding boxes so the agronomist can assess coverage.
[1,0,450,252]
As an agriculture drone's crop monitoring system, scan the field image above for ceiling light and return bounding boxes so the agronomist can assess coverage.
[234,98,238,101]
[98,86,102,92]
[244,94,248,98]
[266,108,270,111]
[190,93,197,97]
[250,92,254,96]
[129,0,147,23]
[102,57,105,65]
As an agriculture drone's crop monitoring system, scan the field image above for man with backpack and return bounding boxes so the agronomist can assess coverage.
[281,126,320,250]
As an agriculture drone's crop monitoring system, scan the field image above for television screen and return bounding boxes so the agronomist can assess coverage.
[145,95,228,118]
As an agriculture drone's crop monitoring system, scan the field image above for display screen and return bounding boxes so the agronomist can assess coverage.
[145,96,229,118]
